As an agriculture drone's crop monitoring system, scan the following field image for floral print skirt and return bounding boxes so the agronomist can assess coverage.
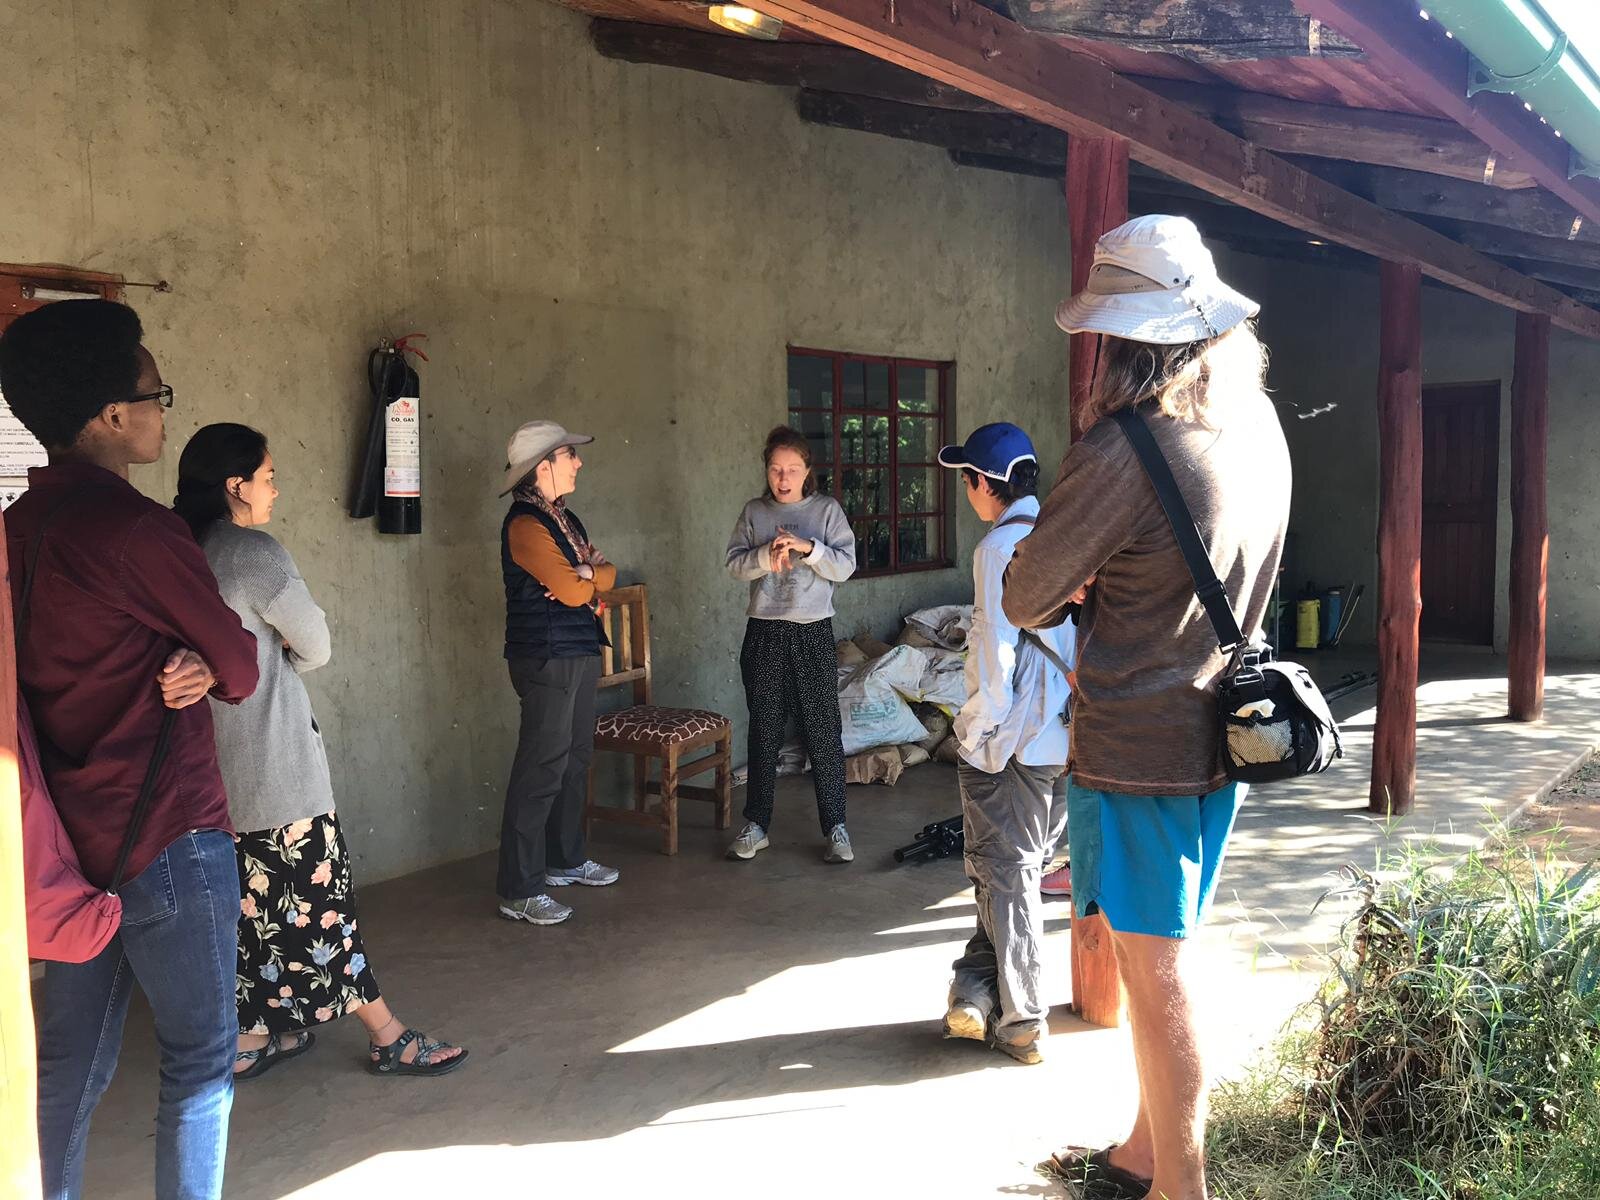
[236,811,382,1036]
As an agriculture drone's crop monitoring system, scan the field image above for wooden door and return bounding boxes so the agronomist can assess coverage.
[1420,382,1500,645]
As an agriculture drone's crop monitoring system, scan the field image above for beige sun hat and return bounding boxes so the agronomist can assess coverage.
[499,420,594,496]
[1054,214,1260,345]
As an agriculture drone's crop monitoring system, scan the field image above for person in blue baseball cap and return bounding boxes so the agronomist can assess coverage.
[934,422,1075,1064]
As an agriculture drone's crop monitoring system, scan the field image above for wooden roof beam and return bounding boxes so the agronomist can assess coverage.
[1297,0,1600,231]
[992,0,1360,63]
[753,0,1600,336]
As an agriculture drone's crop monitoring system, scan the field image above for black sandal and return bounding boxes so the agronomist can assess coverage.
[368,1028,468,1077]
[234,1030,316,1081]
[1044,1144,1152,1199]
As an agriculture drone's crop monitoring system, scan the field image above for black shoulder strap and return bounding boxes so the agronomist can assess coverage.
[16,493,178,894]
[1110,407,1246,652]
[995,514,1036,531]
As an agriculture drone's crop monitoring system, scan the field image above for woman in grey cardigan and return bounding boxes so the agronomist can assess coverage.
[175,424,465,1079]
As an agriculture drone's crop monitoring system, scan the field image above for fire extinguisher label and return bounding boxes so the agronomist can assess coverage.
[384,397,421,497]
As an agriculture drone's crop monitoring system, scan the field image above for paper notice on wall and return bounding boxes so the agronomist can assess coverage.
[383,396,420,498]
[0,386,48,509]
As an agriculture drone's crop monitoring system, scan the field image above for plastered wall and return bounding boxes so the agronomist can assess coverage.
[1,0,1071,879]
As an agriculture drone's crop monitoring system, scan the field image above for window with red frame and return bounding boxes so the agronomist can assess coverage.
[786,348,954,576]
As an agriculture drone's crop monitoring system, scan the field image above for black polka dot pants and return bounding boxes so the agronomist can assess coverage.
[740,617,847,836]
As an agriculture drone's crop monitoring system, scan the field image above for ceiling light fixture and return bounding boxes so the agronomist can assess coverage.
[708,5,783,40]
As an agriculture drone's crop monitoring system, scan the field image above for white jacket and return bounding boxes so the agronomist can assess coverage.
[954,497,1075,773]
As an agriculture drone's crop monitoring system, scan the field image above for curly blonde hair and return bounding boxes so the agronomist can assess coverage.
[1087,321,1269,428]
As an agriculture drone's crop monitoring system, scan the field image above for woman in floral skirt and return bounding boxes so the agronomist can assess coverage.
[175,423,466,1079]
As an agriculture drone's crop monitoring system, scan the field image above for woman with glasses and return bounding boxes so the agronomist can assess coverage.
[494,420,622,927]
[175,423,466,1079]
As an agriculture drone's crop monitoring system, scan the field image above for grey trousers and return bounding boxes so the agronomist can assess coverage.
[496,655,600,899]
[949,759,1068,1046]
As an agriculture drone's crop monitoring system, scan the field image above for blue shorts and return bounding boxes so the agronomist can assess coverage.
[1067,778,1247,939]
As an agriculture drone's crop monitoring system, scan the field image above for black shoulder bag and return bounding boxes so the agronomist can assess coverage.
[1111,407,1341,784]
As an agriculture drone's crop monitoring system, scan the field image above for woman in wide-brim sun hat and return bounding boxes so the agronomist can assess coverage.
[1003,212,1292,1200]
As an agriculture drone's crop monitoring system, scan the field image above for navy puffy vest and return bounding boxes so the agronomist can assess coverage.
[502,501,608,660]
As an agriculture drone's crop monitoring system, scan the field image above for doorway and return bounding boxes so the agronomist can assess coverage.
[1420,381,1500,645]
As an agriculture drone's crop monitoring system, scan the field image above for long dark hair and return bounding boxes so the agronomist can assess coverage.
[174,423,269,537]
[762,425,817,499]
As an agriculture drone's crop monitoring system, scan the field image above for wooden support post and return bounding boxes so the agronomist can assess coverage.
[1508,312,1550,722]
[1067,135,1129,443]
[1371,261,1424,817]
[0,511,42,1200]
[1065,135,1128,1028]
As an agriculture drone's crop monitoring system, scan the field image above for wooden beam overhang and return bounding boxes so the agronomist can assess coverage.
[1297,0,1600,233]
[592,21,1532,189]
[993,0,1360,63]
[741,0,1600,337]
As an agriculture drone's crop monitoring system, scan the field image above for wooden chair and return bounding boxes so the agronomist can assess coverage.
[585,585,732,855]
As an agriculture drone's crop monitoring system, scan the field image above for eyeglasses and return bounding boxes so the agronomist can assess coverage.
[124,385,175,410]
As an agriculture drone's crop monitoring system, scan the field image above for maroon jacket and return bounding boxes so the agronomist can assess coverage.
[7,462,259,888]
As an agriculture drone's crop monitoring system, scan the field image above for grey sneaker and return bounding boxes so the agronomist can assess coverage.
[497,894,572,925]
[942,1002,987,1042]
[823,824,854,864]
[726,822,769,861]
[544,860,619,887]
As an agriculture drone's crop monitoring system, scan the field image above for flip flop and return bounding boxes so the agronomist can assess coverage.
[234,1030,316,1081]
[368,1028,468,1078]
[1044,1144,1152,1199]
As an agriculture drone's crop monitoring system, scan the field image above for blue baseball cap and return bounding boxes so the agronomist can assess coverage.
[937,422,1037,481]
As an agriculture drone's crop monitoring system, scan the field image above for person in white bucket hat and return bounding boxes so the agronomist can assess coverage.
[494,420,622,927]
[1004,215,1291,1200]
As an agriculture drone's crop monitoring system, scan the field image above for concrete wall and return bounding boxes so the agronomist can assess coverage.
[1220,248,1600,656]
[0,0,1070,880]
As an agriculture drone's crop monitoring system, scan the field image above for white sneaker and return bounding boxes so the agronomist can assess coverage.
[823,824,854,864]
[942,1002,987,1042]
[726,822,769,861]
[497,894,572,925]
[544,860,620,887]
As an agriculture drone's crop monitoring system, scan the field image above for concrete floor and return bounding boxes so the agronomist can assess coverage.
[67,654,1600,1199]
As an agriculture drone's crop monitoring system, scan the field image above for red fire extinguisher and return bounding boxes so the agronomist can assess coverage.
[349,334,425,534]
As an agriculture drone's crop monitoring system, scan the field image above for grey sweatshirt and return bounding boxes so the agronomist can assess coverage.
[726,492,857,622]
[201,522,336,833]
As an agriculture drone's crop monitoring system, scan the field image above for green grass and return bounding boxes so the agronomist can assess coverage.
[1207,841,1600,1200]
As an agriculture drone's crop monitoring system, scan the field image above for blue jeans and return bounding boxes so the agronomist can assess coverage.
[36,830,239,1200]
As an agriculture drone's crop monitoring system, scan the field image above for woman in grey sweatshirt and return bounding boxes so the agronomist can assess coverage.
[175,424,465,1080]
[724,425,857,864]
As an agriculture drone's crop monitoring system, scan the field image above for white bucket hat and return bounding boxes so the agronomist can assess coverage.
[1055,214,1259,345]
[499,420,593,495]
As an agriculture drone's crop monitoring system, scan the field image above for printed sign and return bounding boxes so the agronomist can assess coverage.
[383,396,421,498]
[0,386,47,508]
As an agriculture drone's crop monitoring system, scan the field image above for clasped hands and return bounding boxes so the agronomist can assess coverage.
[768,527,814,573]
[159,648,216,710]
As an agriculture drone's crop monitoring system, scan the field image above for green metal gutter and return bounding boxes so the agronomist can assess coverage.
[1425,0,1600,178]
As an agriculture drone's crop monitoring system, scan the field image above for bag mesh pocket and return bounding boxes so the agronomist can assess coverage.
[1228,716,1294,766]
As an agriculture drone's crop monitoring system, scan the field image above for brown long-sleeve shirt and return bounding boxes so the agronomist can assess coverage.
[507,515,616,605]
[1002,395,1290,795]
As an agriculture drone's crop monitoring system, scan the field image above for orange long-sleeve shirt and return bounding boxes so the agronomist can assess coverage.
[507,515,617,607]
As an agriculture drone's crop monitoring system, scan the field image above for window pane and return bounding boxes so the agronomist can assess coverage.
[788,409,833,465]
[898,366,939,413]
[815,467,834,497]
[857,521,891,571]
[897,466,941,514]
[842,468,887,518]
[842,360,865,409]
[788,354,833,410]
[864,362,890,410]
[898,414,940,463]
[898,516,939,566]
[841,414,890,463]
